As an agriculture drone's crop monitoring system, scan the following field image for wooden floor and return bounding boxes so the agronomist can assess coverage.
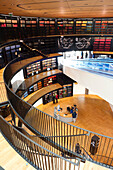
[0,133,35,170]
[0,68,4,82]
[37,94,113,138]
[0,68,8,103]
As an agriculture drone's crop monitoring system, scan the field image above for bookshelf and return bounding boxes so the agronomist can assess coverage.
[43,75,57,87]
[39,18,55,35]
[42,58,57,71]
[24,57,58,78]
[0,17,18,28]
[94,19,113,34]
[38,81,42,89]
[0,18,6,27]
[76,20,93,34]
[25,61,41,78]
[59,89,63,99]
[40,37,57,54]
[28,81,42,94]
[62,86,67,97]
[43,84,73,104]
[1,15,113,41]
[94,20,107,34]
[59,84,72,98]
[57,19,74,35]
[4,44,21,62]
[107,20,113,34]
[93,37,112,51]
[44,90,57,104]
[20,19,25,27]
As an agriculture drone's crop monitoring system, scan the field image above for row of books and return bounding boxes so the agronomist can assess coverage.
[25,58,57,78]
[1,17,113,34]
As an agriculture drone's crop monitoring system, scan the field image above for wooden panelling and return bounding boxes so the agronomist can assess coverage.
[0,0,113,18]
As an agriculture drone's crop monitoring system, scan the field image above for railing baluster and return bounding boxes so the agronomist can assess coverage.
[99,137,107,163]
[106,143,113,166]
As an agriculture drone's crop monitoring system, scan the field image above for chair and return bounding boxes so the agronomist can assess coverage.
[67,107,70,112]
[60,107,63,111]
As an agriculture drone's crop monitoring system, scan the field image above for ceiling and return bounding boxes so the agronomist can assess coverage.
[0,0,113,18]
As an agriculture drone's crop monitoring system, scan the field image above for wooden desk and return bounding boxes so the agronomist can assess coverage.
[58,113,73,122]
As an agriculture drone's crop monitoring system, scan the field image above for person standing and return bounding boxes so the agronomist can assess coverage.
[72,111,77,123]
[85,51,88,58]
[52,94,56,104]
[73,105,78,113]
[55,94,58,103]
[70,106,74,114]
[75,143,81,154]
[47,95,50,103]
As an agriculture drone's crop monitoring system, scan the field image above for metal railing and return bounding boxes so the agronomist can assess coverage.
[21,42,48,58]
[2,48,113,169]
[0,116,80,170]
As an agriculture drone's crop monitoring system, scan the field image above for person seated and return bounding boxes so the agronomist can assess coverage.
[52,95,55,104]
[60,107,63,111]
[61,152,65,157]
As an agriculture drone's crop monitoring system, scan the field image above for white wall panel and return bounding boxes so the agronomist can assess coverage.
[64,65,113,105]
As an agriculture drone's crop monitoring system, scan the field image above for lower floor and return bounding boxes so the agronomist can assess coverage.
[37,94,113,138]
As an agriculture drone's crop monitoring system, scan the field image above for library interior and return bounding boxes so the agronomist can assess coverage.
[0,1,113,170]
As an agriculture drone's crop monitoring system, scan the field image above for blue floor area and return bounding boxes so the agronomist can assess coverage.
[69,59,113,78]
